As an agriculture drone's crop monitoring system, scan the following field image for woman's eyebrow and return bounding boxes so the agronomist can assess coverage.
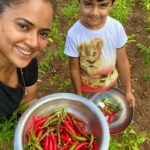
[15,17,34,26]
[15,17,50,31]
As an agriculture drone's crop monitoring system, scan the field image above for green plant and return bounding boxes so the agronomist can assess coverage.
[60,0,78,21]
[143,71,150,81]
[0,113,18,149]
[137,44,150,64]
[59,79,72,91]
[109,124,150,150]
[141,0,150,10]
[50,16,63,43]
[127,34,136,44]
[38,49,53,75]
[110,0,135,23]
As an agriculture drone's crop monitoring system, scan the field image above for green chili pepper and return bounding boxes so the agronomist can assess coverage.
[39,126,55,141]
[57,118,63,147]
[41,117,59,128]
[69,142,78,150]
[67,129,88,142]
[89,134,95,147]
[29,128,43,150]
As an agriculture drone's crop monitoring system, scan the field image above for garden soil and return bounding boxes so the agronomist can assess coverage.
[38,1,150,149]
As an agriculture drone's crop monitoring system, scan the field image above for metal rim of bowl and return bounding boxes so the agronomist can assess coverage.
[14,93,110,150]
[87,88,134,135]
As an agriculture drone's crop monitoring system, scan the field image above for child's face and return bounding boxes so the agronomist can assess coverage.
[79,0,112,30]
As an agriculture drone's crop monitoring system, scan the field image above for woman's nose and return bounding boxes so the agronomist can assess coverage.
[25,32,39,49]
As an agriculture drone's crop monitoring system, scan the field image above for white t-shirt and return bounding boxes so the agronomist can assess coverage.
[64,16,128,92]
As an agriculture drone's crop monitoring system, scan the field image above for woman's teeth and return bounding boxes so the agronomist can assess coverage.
[17,47,31,55]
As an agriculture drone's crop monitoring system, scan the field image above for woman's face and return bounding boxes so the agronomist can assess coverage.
[0,0,54,68]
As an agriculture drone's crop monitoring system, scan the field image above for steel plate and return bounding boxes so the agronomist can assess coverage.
[87,88,134,135]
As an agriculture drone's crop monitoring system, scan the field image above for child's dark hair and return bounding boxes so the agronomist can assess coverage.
[0,0,56,14]
[78,0,115,4]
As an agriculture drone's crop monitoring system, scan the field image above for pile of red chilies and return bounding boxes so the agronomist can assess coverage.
[99,104,117,124]
[26,107,98,150]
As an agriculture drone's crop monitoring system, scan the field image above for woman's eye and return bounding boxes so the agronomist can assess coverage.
[17,23,28,31]
[40,32,49,39]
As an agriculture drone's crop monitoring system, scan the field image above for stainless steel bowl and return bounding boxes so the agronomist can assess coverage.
[14,93,110,150]
[88,88,134,135]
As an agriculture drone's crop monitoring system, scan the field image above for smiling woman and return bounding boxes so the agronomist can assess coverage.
[0,0,56,117]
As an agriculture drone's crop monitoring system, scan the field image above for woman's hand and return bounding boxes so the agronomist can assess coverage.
[126,91,136,107]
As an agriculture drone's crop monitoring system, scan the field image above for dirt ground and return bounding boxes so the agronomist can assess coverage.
[38,1,150,149]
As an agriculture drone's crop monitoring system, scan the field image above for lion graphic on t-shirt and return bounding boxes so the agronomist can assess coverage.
[78,38,118,90]
[78,38,103,75]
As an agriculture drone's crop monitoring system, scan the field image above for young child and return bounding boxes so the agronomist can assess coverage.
[64,0,135,106]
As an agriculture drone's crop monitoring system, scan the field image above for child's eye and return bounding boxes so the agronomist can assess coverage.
[82,2,93,8]
[17,23,28,31]
[99,3,110,9]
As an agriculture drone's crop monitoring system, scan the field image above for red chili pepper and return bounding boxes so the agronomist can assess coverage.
[37,129,44,141]
[68,113,87,125]
[44,135,49,150]
[92,141,99,150]
[108,112,116,124]
[63,121,77,135]
[61,134,71,142]
[59,145,70,150]
[48,134,53,150]
[51,134,57,150]
[67,117,74,128]
[34,117,49,133]
[72,118,87,138]
[75,142,88,150]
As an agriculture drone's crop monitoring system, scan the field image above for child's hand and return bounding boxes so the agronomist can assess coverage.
[126,91,135,107]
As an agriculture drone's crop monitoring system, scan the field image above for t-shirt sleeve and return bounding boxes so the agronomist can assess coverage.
[22,57,38,87]
[64,32,79,57]
[116,21,128,48]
